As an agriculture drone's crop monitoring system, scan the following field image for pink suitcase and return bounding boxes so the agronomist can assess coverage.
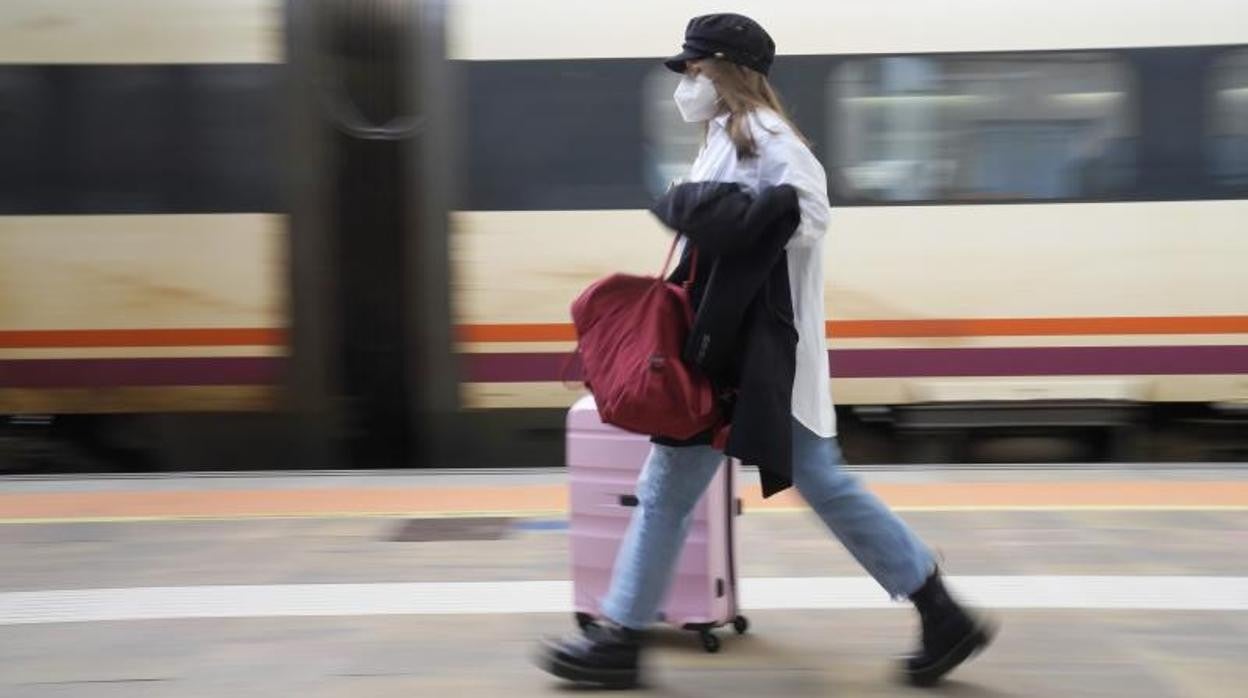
[566,394,748,653]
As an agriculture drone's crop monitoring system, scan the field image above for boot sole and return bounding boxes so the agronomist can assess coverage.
[541,651,640,690]
[903,620,997,688]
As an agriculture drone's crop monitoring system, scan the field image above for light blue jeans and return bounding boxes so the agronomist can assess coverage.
[601,419,935,629]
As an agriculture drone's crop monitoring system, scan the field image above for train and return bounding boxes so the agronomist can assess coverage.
[1,0,1246,470]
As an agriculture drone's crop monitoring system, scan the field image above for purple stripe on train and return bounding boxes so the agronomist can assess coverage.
[3,346,1245,388]
[462,346,1248,383]
[0,358,282,388]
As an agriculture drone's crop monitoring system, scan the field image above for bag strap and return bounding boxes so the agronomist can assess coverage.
[659,235,681,278]
[659,235,698,284]
[687,243,699,287]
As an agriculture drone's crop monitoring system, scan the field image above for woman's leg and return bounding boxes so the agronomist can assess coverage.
[790,419,934,597]
[601,442,727,628]
[790,418,994,686]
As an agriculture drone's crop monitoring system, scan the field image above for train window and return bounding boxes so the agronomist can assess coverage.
[829,54,1135,202]
[642,68,702,197]
[1209,51,1248,192]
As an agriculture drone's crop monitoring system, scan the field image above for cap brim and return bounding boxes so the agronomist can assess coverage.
[664,47,710,73]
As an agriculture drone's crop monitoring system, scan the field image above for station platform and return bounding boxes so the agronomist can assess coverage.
[1,465,1246,697]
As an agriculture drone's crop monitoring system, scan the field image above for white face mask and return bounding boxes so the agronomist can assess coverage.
[673,73,720,123]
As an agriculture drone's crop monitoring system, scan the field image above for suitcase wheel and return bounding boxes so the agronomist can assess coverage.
[574,612,595,630]
[733,615,749,635]
[699,630,721,653]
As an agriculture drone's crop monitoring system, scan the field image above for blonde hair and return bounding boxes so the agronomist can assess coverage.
[698,58,810,159]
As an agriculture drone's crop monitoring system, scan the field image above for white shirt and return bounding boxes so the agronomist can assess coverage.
[686,108,836,438]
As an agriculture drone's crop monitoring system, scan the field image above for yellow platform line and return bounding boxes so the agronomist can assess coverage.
[3,480,1246,524]
[1,503,1246,525]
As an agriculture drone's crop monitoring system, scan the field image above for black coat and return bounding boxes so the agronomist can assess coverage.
[649,182,801,498]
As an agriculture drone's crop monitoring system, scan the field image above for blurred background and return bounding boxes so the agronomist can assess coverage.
[1,3,1247,698]
[0,0,1245,473]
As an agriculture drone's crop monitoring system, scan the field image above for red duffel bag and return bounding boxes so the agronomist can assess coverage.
[569,237,719,440]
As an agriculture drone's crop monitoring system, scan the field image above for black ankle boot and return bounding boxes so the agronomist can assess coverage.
[903,571,996,687]
[537,620,643,689]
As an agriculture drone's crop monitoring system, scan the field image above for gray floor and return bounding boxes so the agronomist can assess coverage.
[3,607,1245,697]
[1,468,1245,697]
[3,509,1246,591]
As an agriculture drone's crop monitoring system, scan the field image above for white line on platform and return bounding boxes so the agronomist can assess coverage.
[1,576,1246,626]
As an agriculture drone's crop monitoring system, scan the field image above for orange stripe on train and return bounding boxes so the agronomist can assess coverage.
[830,316,1248,338]
[455,316,1248,343]
[4,316,1247,348]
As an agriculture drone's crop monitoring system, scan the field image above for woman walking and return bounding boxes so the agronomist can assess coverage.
[539,13,995,690]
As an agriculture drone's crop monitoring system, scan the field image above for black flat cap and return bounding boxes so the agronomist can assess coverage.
[664,13,776,76]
